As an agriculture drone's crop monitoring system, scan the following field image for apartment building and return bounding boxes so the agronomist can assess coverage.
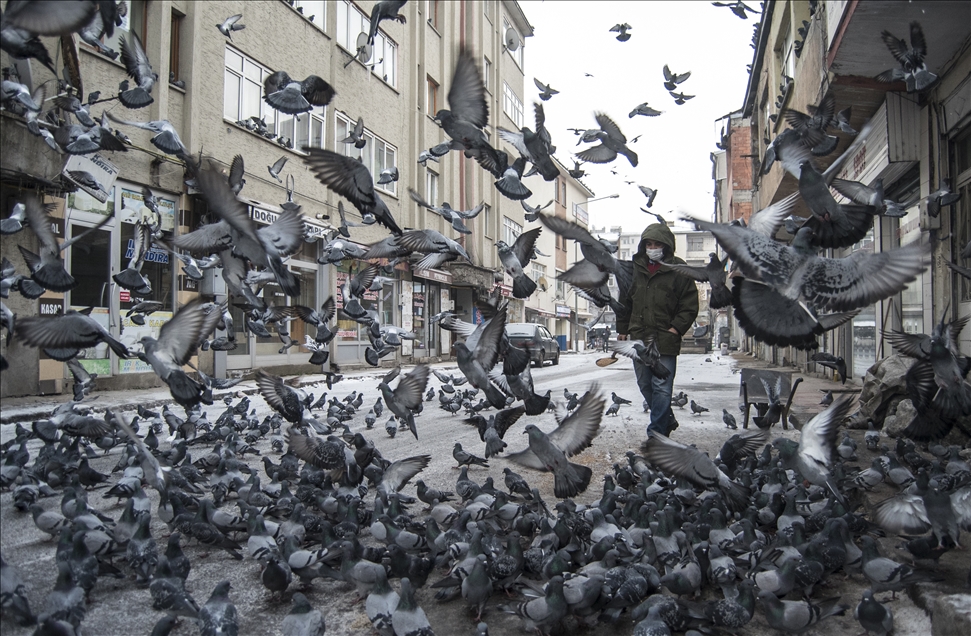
[714,0,970,381]
[0,0,535,397]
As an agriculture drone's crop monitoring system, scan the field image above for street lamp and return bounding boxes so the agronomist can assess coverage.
[571,194,619,351]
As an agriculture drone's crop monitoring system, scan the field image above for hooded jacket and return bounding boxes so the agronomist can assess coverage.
[615,223,699,356]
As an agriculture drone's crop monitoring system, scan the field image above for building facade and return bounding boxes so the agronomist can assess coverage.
[0,0,536,397]
[716,0,970,380]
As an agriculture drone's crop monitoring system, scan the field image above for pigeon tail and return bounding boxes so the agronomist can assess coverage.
[503,345,532,377]
[309,349,329,365]
[166,369,204,408]
[524,391,551,416]
[43,347,81,361]
[268,256,301,297]
[484,383,509,410]
[511,275,537,299]
[119,87,154,109]
[710,284,733,310]
[554,462,593,499]
[114,267,150,292]
[102,334,131,359]
[495,175,532,201]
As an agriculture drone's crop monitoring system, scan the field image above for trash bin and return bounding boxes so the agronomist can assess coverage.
[556,335,567,352]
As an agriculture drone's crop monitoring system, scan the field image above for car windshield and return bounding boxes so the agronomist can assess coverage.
[506,324,537,336]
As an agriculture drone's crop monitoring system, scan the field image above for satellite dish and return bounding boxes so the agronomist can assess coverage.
[538,276,548,291]
[504,27,521,51]
[355,32,373,63]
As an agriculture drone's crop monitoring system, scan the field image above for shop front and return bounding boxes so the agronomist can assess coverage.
[410,268,452,360]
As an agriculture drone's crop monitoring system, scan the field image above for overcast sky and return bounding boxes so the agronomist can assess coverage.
[518,1,758,232]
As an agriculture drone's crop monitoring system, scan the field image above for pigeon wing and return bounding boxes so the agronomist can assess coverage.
[304,149,377,211]
[381,455,432,493]
[301,75,336,107]
[547,386,604,457]
[22,195,60,252]
[510,227,543,268]
[798,394,855,471]
[576,143,618,164]
[119,31,153,83]
[173,221,234,254]
[871,494,931,535]
[393,365,431,411]
[747,192,800,238]
[472,305,507,370]
[447,47,488,128]
[155,299,223,366]
[595,113,627,144]
[257,208,304,258]
[802,242,930,312]
[197,170,260,246]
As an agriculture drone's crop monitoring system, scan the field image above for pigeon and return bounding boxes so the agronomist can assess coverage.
[377,166,399,184]
[642,429,764,511]
[267,156,288,182]
[392,577,433,636]
[773,394,854,505]
[15,195,111,292]
[105,112,188,156]
[712,1,761,19]
[609,23,632,41]
[453,443,489,469]
[669,91,695,105]
[690,222,930,316]
[533,77,559,101]
[495,155,532,200]
[16,309,130,360]
[340,116,367,149]
[263,71,336,114]
[819,390,833,406]
[855,589,893,636]
[811,352,847,384]
[924,178,961,218]
[722,409,737,429]
[408,188,484,234]
[576,113,638,167]
[217,14,245,40]
[496,227,542,299]
[507,386,605,498]
[379,365,430,439]
[663,253,731,309]
[281,592,325,636]
[758,591,847,633]
[0,553,34,626]
[434,47,504,175]
[521,199,553,222]
[498,102,560,181]
[367,1,407,45]
[637,185,658,208]
[690,400,709,415]
[605,339,669,378]
[662,64,691,91]
[118,31,158,108]
[454,305,509,409]
[629,103,662,118]
[502,574,568,633]
[876,21,937,92]
[0,14,59,74]
[304,148,403,235]
[199,580,238,636]
[860,536,941,598]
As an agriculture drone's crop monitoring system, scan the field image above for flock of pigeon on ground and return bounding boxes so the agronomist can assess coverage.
[1,1,971,635]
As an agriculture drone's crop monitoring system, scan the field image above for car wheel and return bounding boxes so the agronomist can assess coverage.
[552,350,559,365]
[534,352,544,368]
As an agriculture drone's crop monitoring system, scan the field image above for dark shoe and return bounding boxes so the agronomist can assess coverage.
[669,417,679,433]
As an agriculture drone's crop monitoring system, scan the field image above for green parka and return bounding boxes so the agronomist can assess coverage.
[615,223,699,356]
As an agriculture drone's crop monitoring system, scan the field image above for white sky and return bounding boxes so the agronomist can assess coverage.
[519,0,758,232]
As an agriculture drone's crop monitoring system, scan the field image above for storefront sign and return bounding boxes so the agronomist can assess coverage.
[179,275,199,292]
[555,304,571,317]
[49,217,64,239]
[413,268,452,284]
[120,187,176,232]
[498,284,512,298]
[63,154,119,203]
[119,289,131,302]
[125,238,170,263]
[248,205,329,240]
[39,299,64,316]
[527,307,553,318]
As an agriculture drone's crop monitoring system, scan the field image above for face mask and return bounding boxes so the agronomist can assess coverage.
[645,248,665,262]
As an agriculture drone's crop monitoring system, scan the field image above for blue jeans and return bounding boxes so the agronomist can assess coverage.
[633,354,677,436]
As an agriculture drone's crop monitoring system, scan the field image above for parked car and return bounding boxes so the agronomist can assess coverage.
[505,323,560,367]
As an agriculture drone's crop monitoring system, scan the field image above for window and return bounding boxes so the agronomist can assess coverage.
[483,56,492,92]
[687,236,705,252]
[427,0,440,29]
[503,18,524,68]
[483,0,493,22]
[224,47,326,150]
[336,1,398,87]
[554,178,562,204]
[169,11,183,82]
[502,82,523,127]
[336,112,397,195]
[783,23,796,80]
[426,76,439,114]
[620,250,630,260]
[103,0,145,55]
[503,216,522,245]
[482,203,492,237]
[293,0,325,29]
[425,169,439,207]
[561,181,567,203]
[531,262,547,288]
[556,279,565,298]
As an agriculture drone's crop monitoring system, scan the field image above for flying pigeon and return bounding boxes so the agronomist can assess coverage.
[496,227,542,298]
[876,21,937,92]
[267,156,288,182]
[533,77,559,101]
[217,14,245,40]
[609,23,632,41]
[629,103,663,118]
[263,71,336,114]
[576,112,638,167]
[304,149,403,236]
[118,31,157,108]
[367,1,407,45]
